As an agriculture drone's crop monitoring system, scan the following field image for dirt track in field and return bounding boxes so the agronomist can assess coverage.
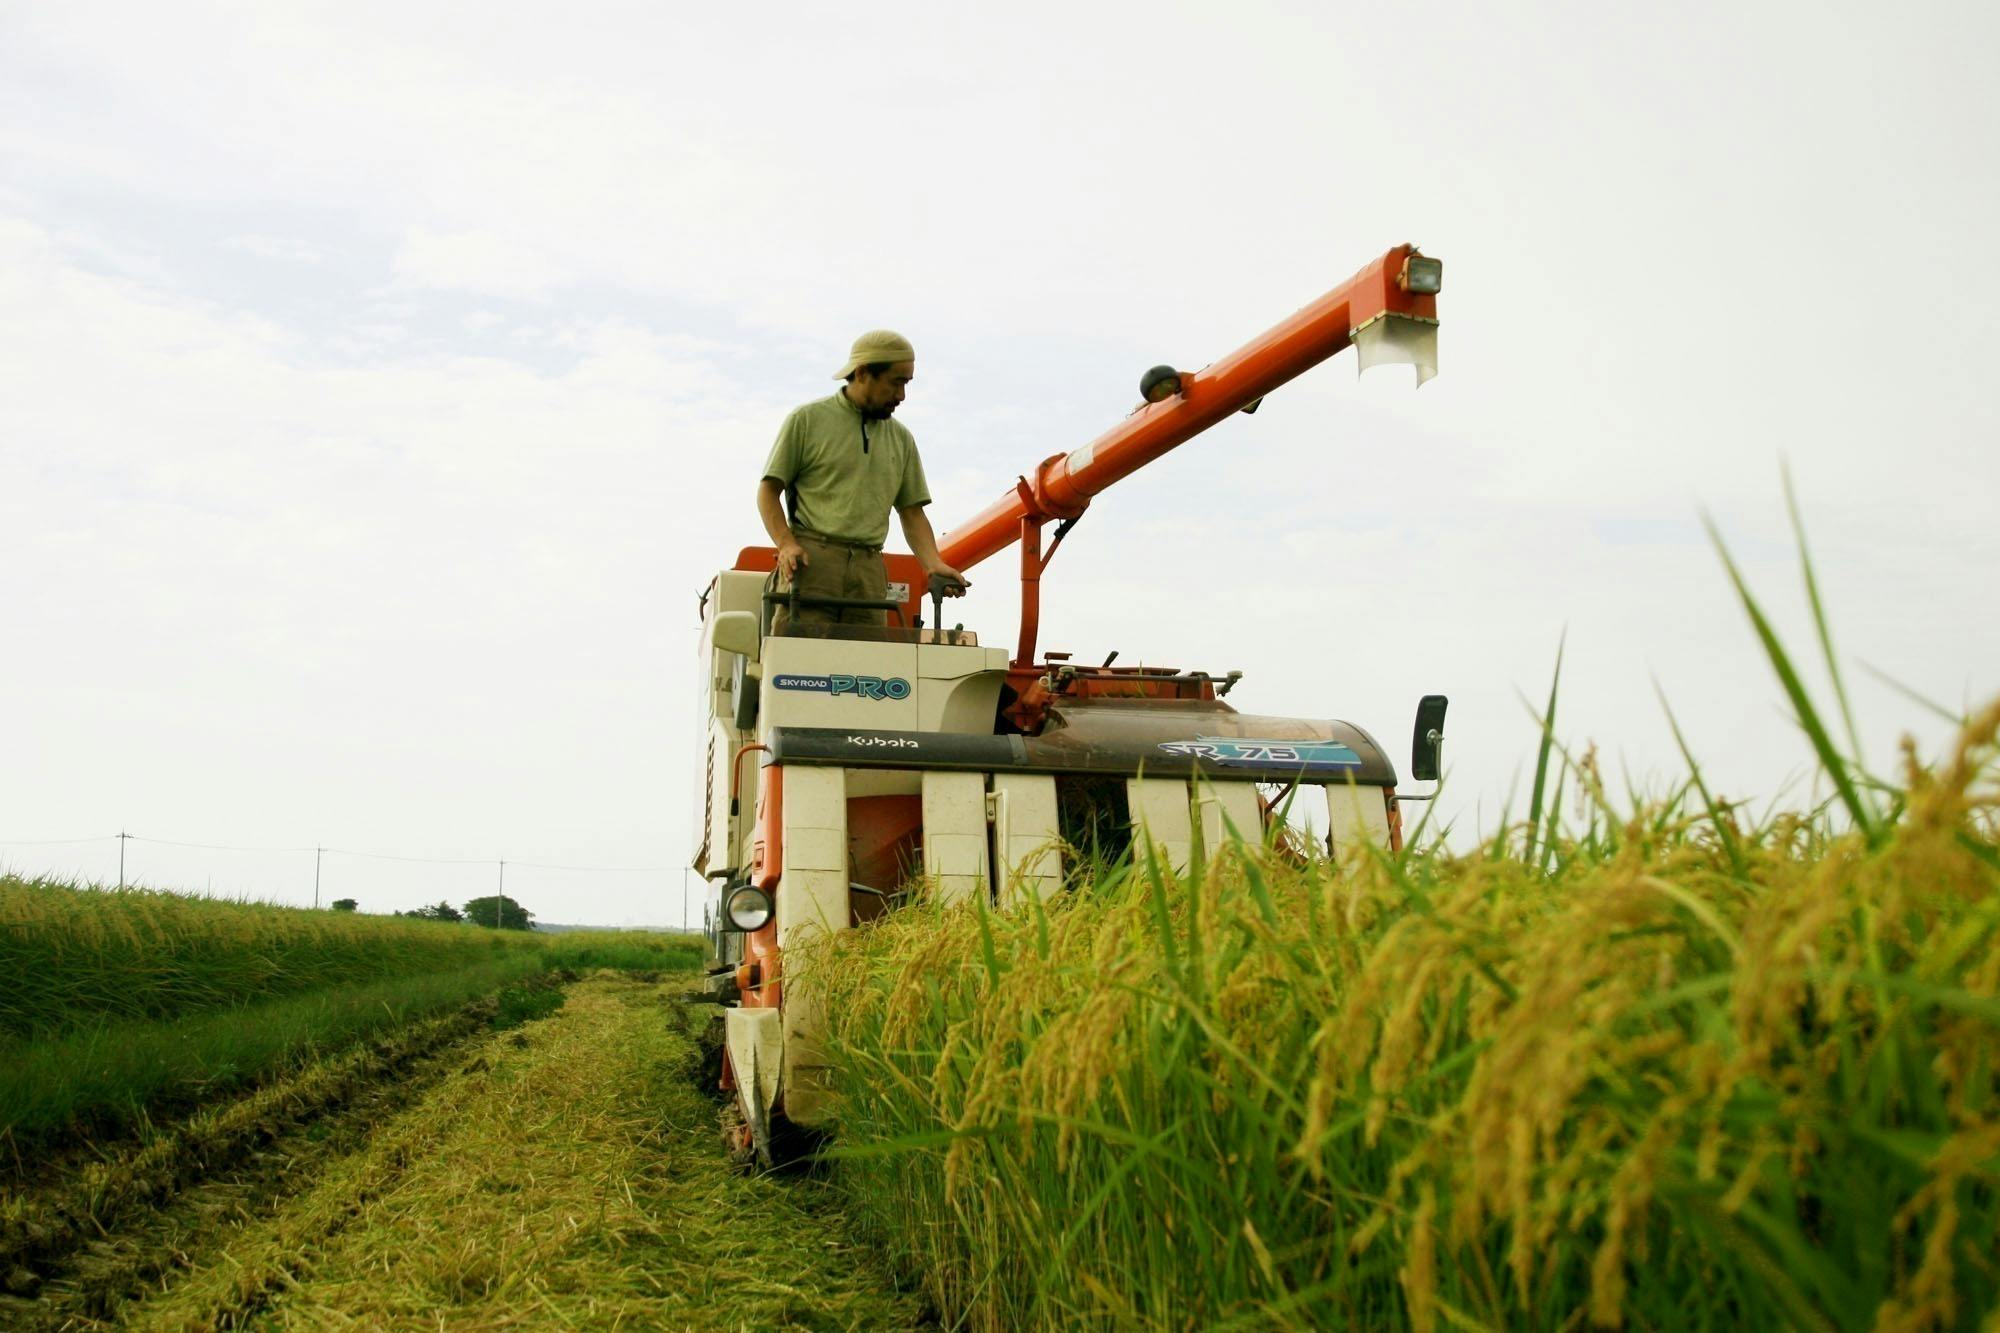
[1,974,921,1331]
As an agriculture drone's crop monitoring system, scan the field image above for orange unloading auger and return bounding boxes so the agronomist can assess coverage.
[935,243,1441,677]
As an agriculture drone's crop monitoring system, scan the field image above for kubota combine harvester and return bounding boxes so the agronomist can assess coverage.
[695,244,1448,1164]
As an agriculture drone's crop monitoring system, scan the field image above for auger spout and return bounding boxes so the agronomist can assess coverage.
[935,243,1440,577]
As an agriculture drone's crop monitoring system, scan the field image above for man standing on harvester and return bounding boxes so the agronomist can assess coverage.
[757,330,968,628]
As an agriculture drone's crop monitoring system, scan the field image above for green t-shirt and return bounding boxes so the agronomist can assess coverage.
[761,390,931,547]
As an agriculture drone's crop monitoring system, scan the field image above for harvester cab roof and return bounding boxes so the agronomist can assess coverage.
[697,245,1448,1166]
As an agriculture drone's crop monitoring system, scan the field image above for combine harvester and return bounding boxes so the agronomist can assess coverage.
[696,244,1449,1164]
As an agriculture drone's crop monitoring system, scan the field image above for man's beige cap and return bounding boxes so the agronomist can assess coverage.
[834,329,916,379]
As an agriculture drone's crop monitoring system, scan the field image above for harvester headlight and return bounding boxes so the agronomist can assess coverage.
[1139,365,1183,403]
[724,884,773,932]
[1399,254,1443,295]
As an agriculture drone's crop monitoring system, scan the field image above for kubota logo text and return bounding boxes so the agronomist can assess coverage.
[773,673,912,701]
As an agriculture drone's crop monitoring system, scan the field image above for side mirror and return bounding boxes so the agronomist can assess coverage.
[731,653,759,732]
[1411,694,1448,782]
[713,610,760,658]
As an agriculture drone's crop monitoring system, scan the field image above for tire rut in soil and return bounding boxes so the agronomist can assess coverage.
[0,995,503,1328]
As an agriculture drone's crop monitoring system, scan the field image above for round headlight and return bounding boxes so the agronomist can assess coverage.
[725,884,774,932]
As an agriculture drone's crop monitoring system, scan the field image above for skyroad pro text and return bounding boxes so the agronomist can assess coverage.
[772,673,913,701]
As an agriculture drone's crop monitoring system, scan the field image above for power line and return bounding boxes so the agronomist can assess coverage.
[2,831,672,874]
[505,859,670,874]
[131,834,318,853]
[321,847,495,867]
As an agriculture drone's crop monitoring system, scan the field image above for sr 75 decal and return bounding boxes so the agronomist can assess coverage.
[1157,738,1362,768]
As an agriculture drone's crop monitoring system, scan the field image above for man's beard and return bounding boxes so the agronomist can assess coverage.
[862,404,896,420]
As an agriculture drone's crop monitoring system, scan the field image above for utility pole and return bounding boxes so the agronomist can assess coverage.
[496,860,505,928]
[314,846,323,909]
[118,830,128,888]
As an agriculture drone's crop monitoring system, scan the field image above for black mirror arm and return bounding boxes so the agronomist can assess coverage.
[1399,731,1444,801]
[1402,694,1449,800]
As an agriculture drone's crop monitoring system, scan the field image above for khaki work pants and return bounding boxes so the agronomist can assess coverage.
[771,531,889,631]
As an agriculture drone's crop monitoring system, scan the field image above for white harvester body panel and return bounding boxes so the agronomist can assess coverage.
[916,642,1014,732]
[1196,777,1265,857]
[777,765,849,946]
[755,636,1009,739]
[695,570,768,881]
[922,770,990,906]
[774,763,847,1124]
[991,773,1062,907]
[761,638,923,732]
[696,717,735,880]
[1128,777,1197,872]
[1327,780,1394,863]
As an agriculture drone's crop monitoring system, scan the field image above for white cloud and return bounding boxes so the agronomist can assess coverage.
[392,227,568,300]
[2,1,1997,922]
[223,234,324,265]
[0,216,781,917]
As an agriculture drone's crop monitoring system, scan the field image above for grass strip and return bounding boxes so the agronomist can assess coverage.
[0,953,545,1144]
[0,876,545,1041]
[537,931,706,973]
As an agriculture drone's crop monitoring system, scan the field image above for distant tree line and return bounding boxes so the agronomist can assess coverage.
[327,894,535,930]
[400,901,464,923]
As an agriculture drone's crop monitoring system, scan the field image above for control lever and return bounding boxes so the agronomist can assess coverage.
[927,571,967,642]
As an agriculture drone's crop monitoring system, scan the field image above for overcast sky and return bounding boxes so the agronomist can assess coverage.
[3,1,1995,925]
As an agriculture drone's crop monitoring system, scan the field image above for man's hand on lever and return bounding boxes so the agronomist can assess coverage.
[776,540,809,584]
[925,563,969,597]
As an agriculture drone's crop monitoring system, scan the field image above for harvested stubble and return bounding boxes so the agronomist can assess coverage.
[113,974,920,1330]
[1,997,495,1317]
[806,706,2000,1332]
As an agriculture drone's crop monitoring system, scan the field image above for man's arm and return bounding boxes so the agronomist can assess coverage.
[758,479,808,583]
[897,505,969,595]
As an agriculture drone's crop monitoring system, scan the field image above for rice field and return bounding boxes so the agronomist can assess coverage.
[802,533,2000,1331]
[805,705,1999,1330]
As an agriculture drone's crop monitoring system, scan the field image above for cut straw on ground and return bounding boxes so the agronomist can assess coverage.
[83,974,922,1330]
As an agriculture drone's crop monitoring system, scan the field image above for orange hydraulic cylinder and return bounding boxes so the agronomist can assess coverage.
[936,244,1436,574]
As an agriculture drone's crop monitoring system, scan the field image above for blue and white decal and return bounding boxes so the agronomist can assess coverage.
[1157,737,1362,769]
[774,673,912,701]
